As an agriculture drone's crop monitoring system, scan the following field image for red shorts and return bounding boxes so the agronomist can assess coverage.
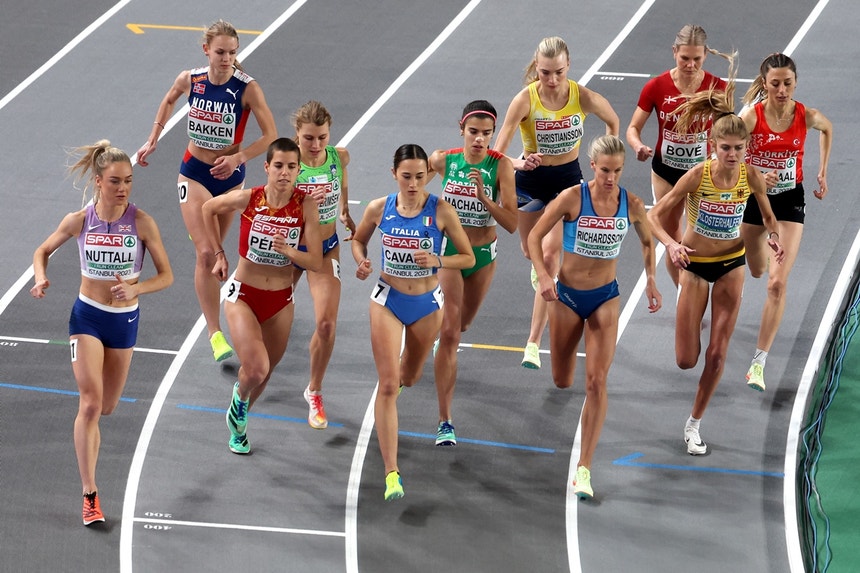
[229,281,294,323]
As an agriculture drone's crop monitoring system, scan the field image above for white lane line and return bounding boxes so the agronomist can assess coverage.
[564,2,655,572]
[0,335,177,355]
[134,517,346,538]
[340,3,484,571]
[0,0,133,113]
[782,3,836,568]
[119,3,308,572]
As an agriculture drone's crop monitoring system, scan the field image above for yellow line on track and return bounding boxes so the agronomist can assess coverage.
[126,24,262,35]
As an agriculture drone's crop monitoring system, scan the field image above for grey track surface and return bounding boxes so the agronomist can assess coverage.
[1,0,857,572]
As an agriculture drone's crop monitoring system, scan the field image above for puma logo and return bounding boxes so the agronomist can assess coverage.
[225,88,239,100]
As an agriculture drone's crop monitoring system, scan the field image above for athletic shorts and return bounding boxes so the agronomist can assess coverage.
[294,233,340,272]
[684,248,746,283]
[516,159,583,212]
[742,183,806,225]
[69,294,139,349]
[226,280,294,323]
[651,155,689,186]
[442,238,497,278]
[556,279,620,320]
[370,279,443,326]
[179,150,245,197]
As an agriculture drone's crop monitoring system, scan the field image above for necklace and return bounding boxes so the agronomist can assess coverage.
[771,104,793,126]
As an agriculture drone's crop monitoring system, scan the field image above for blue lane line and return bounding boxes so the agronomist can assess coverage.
[0,381,137,402]
[398,430,555,454]
[176,403,345,428]
[613,452,784,478]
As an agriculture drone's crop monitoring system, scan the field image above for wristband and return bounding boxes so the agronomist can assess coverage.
[768,232,779,241]
[437,254,443,268]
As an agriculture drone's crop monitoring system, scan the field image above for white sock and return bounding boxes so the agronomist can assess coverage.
[686,416,701,430]
[753,349,768,367]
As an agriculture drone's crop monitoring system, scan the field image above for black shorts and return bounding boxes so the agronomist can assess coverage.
[685,249,746,283]
[515,159,582,211]
[743,183,806,225]
[651,155,689,186]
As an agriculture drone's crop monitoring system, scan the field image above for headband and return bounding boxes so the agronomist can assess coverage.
[460,110,497,124]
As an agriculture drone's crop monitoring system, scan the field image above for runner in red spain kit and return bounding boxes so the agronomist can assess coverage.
[202,138,322,455]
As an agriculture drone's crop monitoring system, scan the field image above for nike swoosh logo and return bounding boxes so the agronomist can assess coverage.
[384,215,396,221]
[128,315,138,323]
[723,261,734,266]
[88,225,100,231]
[255,206,268,212]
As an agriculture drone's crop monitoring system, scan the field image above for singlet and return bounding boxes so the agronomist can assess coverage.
[239,186,305,267]
[562,181,629,259]
[519,80,586,156]
[294,146,344,225]
[78,203,145,280]
[636,70,726,170]
[687,161,749,240]
[187,66,253,151]
[440,148,503,228]
[745,101,807,194]
[378,193,444,279]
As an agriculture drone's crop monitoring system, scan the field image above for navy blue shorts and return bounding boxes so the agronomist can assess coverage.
[179,150,245,197]
[370,279,443,326]
[69,295,139,349]
[294,233,339,271]
[515,159,583,212]
[556,279,619,320]
[651,155,689,186]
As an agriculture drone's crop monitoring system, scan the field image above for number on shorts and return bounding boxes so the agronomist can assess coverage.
[225,279,241,303]
[370,280,390,306]
[177,182,188,204]
[70,338,78,363]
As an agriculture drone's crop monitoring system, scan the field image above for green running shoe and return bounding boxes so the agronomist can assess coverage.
[226,382,248,436]
[573,466,593,500]
[435,420,457,447]
[228,433,250,455]
[384,471,404,501]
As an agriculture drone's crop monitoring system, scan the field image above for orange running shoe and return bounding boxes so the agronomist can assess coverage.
[82,491,105,525]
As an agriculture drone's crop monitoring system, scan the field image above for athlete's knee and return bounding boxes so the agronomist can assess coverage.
[584,372,608,397]
[767,275,788,301]
[315,316,337,342]
[676,354,698,370]
[703,345,727,373]
[77,398,102,421]
[240,360,270,386]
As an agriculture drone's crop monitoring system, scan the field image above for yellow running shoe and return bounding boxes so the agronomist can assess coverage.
[522,342,541,369]
[573,466,593,500]
[210,331,233,362]
[746,362,765,392]
[384,471,404,501]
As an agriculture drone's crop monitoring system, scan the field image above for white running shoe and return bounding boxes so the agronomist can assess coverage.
[684,424,707,455]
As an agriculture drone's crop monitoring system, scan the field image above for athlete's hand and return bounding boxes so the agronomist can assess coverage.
[111,274,137,301]
[668,242,694,269]
[813,173,828,200]
[469,168,490,207]
[271,233,295,260]
[211,252,229,281]
[635,144,653,162]
[340,212,356,241]
[767,236,786,264]
[136,141,156,167]
[645,279,662,313]
[763,170,780,189]
[30,278,50,299]
[355,258,372,280]
[211,154,241,180]
[414,250,438,269]
[537,273,558,302]
[520,153,543,171]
